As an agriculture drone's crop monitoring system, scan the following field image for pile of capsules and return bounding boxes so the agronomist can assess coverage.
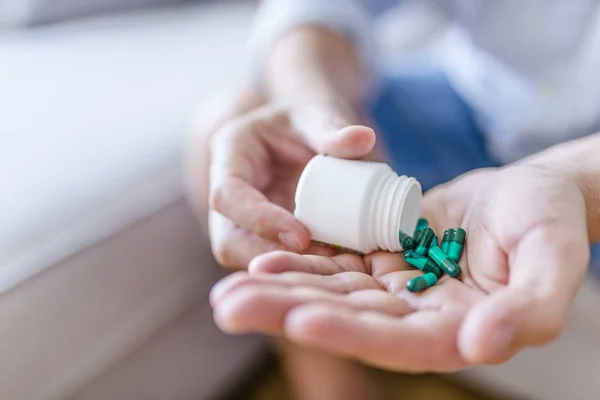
[398,218,466,293]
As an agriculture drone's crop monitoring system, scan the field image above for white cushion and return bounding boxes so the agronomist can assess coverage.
[0,3,266,399]
[0,0,183,27]
[0,1,255,294]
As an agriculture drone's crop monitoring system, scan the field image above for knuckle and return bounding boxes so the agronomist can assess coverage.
[209,177,239,215]
[529,305,565,344]
[208,184,225,212]
[212,240,235,268]
[230,275,258,290]
[210,103,282,154]
[221,272,257,293]
[210,118,247,152]
[268,106,290,125]
[250,209,273,237]
[541,315,564,342]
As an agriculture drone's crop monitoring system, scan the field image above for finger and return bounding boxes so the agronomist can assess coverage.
[212,283,413,336]
[289,105,376,159]
[459,223,590,364]
[365,251,414,279]
[377,270,433,296]
[284,305,465,372]
[210,120,310,250]
[210,212,284,268]
[459,289,545,365]
[209,176,309,250]
[210,271,381,306]
[210,213,335,269]
[249,250,368,275]
[303,243,339,258]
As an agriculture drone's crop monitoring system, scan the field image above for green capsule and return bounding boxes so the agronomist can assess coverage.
[414,228,424,243]
[428,246,462,278]
[398,230,416,250]
[441,229,453,253]
[414,218,429,238]
[447,228,466,262]
[404,251,444,278]
[406,272,438,293]
[416,218,429,231]
[430,233,439,249]
[414,227,434,256]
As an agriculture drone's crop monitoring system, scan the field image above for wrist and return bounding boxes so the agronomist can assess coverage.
[265,67,361,118]
[519,134,600,242]
[274,91,363,129]
[263,26,365,109]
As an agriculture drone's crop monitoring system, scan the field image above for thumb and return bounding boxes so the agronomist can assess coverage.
[458,288,562,365]
[458,224,589,365]
[289,103,376,159]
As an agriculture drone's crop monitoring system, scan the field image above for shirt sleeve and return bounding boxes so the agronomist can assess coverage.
[243,0,374,86]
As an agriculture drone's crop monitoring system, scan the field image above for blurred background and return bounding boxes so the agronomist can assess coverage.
[2,1,600,399]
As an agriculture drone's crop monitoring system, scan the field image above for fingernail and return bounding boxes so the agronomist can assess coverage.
[278,232,303,250]
[489,324,516,356]
[308,245,337,257]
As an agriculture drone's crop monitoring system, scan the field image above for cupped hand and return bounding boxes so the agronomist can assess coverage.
[210,165,590,371]
[208,99,376,268]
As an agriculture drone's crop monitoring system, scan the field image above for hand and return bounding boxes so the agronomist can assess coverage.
[208,99,376,268]
[209,165,590,371]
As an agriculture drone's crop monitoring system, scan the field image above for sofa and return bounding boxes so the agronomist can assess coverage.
[2,1,600,399]
[0,2,268,399]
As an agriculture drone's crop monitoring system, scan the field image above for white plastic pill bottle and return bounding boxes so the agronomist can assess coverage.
[294,154,422,254]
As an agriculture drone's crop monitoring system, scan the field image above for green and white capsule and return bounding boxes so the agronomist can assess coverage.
[447,228,466,262]
[406,272,438,293]
[414,228,434,256]
[428,246,462,278]
[398,230,416,250]
[404,250,443,278]
[441,229,453,253]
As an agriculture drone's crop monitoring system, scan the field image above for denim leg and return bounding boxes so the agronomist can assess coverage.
[367,68,498,191]
[590,244,600,276]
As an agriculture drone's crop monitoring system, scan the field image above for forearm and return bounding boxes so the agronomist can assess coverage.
[521,133,600,242]
[264,25,366,109]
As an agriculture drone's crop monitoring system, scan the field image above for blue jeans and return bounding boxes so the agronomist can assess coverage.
[368,67,600,273]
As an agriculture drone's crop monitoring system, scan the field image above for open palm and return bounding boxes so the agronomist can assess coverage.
[210,166,590,371]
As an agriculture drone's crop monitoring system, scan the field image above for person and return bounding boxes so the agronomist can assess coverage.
[186,1,600,398]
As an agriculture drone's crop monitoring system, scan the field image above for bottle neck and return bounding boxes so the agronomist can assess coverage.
[366,171,420,252]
